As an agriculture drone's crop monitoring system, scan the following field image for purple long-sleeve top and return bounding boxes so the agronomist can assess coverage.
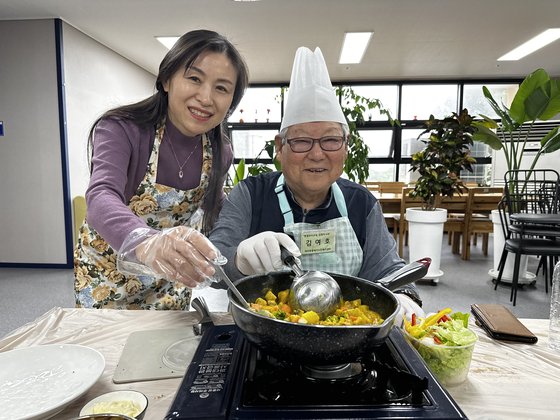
[85,117,233,250]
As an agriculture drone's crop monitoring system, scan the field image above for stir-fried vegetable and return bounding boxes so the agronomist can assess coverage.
[249,289,384,326]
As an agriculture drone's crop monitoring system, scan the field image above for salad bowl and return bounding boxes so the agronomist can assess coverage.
[403,309,478,386]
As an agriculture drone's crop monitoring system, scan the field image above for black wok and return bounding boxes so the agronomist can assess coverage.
[227,258,429,365]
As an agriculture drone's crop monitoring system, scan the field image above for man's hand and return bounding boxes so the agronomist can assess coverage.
[235,231,301,275]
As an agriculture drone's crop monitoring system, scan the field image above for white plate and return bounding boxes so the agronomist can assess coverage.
[0,344,105,420]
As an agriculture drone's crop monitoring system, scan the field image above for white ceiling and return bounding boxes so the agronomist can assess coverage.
[2,0,560,83]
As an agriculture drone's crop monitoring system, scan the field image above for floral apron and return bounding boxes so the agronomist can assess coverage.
[275,174,363,276]
[74,124,211,309]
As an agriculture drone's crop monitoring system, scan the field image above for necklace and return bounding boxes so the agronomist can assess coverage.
[166,133,200,179]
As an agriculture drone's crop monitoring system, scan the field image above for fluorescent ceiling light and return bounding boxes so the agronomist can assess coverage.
[156,36,179,50]
[339,32,373,64]
[498,28,560,61]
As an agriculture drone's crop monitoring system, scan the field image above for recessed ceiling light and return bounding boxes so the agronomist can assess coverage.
[339,32,373,64]
[156,36,179,50]
[498,28,560,61]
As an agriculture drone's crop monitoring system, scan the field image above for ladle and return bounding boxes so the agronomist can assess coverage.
[280,246,342,318]
[209,256,251,309]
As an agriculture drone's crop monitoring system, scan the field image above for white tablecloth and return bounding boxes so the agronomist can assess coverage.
[1,308,559,419]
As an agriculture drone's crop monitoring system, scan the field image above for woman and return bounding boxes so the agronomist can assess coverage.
[74,29,249,309]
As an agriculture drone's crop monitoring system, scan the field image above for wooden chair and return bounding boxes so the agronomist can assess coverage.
[377,181,405,194]
[394,187,425,256]
[363,181,380,192]
[72,195,87,246]
[461,187,504,260]
[440,193,470,255]
[376,182,405,240]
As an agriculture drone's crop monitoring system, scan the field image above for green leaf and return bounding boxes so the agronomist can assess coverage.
[541,126,560,153]
[472,122,503,150]
[477,114,499,129]
[482,86,515,130]
[523,86,550,121]
[510,68,549,123]
[539,79,560,120]
[233,159,245,185]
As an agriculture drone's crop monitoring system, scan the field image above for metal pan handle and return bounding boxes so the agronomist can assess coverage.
[375,257,431,291]
[191,297,214,336]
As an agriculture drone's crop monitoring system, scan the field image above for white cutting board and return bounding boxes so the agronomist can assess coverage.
[113,327,201,383]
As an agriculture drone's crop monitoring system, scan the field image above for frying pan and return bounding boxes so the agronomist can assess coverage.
[227,258,430,365]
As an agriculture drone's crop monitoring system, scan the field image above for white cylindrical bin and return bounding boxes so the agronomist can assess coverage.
[489,209,535,284]
[406,208,447,281]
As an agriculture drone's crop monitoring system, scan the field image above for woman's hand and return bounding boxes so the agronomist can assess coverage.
[119,226,219,288]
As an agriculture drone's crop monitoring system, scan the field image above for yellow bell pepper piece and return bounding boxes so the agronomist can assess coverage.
[277,289,289,304]
[301,311,320,324]
[404,308,452,338]
[264,290,277,302]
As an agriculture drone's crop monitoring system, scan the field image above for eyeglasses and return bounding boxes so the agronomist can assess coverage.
[284,136,346,153]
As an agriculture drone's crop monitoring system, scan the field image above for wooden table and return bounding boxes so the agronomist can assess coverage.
[1,308,559,419]
[372,192,402,214]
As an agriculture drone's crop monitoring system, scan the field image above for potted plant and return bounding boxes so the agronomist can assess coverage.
[406,109,477,280]
[472,68,560,284]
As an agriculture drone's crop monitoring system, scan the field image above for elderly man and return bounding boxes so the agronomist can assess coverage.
[208,46,423,318]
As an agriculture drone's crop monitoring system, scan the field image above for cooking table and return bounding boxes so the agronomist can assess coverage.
[1,307,559,420]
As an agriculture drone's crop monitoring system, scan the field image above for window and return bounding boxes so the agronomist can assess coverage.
[401,84,458,120]
[400,128,426,158]
[360,130,395,158]
[228,79,521,184]
[463,83,518,119]
[344,85,398,121]
[228,87,282,124]
[231,130,276,159]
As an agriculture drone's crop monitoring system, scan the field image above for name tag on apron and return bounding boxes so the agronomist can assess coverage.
[301,229,336,255]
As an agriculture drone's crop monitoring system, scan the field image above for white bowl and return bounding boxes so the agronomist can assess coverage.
[73,415,135,420]
[79,390,148,419]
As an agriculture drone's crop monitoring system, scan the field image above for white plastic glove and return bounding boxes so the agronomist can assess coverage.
[235,231,301,275]
[117,226,219,288]
[396,293,425,326]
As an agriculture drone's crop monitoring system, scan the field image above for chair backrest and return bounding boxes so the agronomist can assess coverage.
[439,192,469,214]
[73,195,87,246]
[399,187,425,218]
[467,186,504,214]
[377,181,405,194]
[363,181,380,192]
[504,169,560,215]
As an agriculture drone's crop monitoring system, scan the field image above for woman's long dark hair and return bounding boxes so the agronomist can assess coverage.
[87,29,249,234]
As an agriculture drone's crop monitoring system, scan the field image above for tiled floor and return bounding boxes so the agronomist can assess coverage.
[0,234,552,339]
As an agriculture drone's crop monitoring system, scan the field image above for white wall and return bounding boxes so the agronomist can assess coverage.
[0,19,155,265]
[0,19,66,264]
[63,22,155,199]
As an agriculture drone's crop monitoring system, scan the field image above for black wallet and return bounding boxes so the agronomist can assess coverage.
[471,303,538,344]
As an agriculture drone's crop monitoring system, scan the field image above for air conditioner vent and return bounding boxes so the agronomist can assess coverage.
[496,120,560,151]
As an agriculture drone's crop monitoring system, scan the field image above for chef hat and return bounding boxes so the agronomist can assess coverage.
[280,47,348,133]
